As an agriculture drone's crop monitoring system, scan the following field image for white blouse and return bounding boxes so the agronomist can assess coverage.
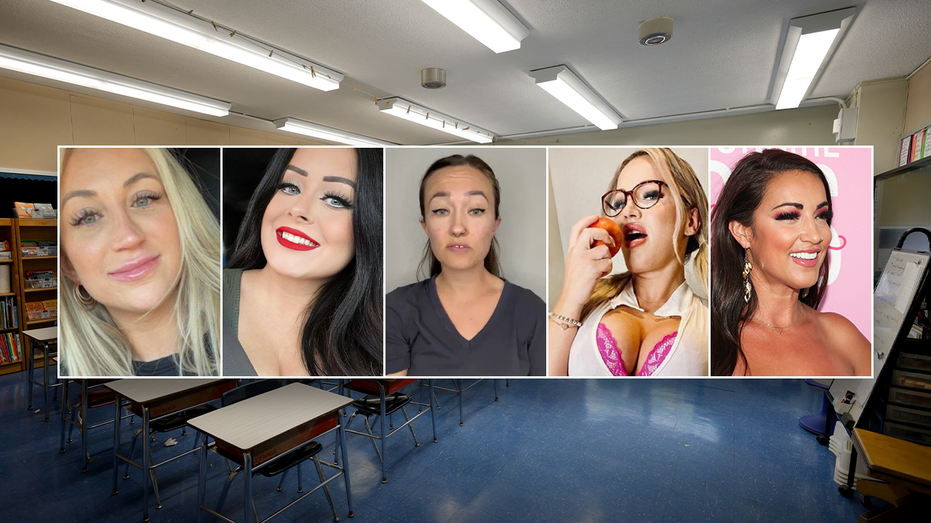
[567,281,709,377]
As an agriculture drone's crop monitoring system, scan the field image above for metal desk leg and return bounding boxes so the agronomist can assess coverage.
[840,445,857,498]
[244,452,254,523]
[457,379,463,427]
[60,379,69,453]
[379,382,387,484]
[339,413,354,518]
[429,380,437,443]
[82,380,90,471]
[197,441,207,523]
[112,393,122,495]
[27,339,34,410]
[142,407,150,521]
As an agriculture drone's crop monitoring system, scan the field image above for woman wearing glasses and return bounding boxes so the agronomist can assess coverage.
[549,148,709,376]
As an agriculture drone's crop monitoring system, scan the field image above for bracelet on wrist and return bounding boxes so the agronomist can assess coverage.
[548,311,582,330]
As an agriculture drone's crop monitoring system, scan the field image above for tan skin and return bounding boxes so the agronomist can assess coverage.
[729,170,870,376]
[389,165,504,377]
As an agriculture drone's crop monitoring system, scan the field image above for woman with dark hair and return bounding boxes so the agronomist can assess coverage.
[224,148,383,376]
[710,149,869,376]
[385,154,545,376]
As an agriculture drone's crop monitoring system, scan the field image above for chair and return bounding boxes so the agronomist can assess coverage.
[344,379,436,483]
[59,379,134,472]
[213,379,340,522]
[121,388,219,509]
[425,379,502,427]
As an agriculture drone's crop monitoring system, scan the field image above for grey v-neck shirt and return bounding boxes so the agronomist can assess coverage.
[222,268,258,376]
[385,277,546,376]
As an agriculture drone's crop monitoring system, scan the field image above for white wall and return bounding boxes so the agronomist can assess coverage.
[384,147,547,300]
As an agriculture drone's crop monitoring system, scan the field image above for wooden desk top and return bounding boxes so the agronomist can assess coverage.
[23,327,57,341]
[106,379,225,404]
[853,428,931,489]
[188,383,352,452]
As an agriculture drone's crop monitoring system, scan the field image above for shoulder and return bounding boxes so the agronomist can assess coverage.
[222,268,244,289]
[505,281,545,307]
[386,280,431,311]
[813,309,870,367]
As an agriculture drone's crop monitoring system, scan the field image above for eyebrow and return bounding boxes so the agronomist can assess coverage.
[61,172,159,207]
[771,201,829,211]
[428,190,489,204]
[285,165,356,189]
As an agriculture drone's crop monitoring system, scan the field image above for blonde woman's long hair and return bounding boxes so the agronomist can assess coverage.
[59,148,220,376]
[581,148,709,321]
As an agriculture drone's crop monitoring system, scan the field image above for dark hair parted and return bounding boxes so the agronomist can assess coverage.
[710,149,832,376]
[417,154,502,279]
[227,148,383,376]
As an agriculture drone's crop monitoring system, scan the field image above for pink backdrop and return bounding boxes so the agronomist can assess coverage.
[709,147,873,341]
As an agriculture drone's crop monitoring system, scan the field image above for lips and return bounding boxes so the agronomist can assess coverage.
[276,226,320,251]
[623,223,648,248]
[109,255,160,282]
[446,243,471,253]
[789,249,820,268]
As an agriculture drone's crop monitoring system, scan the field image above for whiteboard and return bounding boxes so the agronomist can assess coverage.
[831,248,930,424]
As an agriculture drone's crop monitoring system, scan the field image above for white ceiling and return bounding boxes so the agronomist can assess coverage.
[1,0,929,145]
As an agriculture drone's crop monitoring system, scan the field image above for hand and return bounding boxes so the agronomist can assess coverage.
[558,215,616,309]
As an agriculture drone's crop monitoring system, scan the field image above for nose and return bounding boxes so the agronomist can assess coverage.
[110,209,145,251]
[801,216,825,244]
[288,194,315,224]
[620,198,641,221]
[450,209,467,237]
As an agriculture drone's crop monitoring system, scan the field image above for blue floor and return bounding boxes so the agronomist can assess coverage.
[0,372,872,523]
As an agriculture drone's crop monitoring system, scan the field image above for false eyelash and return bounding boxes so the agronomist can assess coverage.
[133,190,162,205]
[775,211,800,221]
[70,208,99,226]
[277,181,300,194]
[817,209,834,221]
[323,191,353,209]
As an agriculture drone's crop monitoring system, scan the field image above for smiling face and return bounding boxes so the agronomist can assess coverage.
[60,148,182,320]
[421,165,501,274]
[733,169,832,292]
[260,148,357,281]
[611,157,695,275]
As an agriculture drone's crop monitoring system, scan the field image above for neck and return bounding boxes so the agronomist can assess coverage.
[630,264,686,313]
[109,299,180,362]
[751,278,802,326]
[252,265,328,324]
[435,264,498,294]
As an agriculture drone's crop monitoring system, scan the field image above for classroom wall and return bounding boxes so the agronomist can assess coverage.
[904,60,931,135]
[852,78,908,174]
[0,77,323,172]
[498,104,840,146]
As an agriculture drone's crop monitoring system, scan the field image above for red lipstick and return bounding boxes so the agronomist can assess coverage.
[276,226,319,251]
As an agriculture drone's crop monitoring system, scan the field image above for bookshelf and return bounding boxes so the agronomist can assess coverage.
[0,218,23,374]
[11,218,57,375]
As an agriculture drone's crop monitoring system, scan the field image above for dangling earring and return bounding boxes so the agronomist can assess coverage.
[742,252,753,304]
[74,284,96,310]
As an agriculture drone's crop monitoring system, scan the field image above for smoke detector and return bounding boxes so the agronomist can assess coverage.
[639,17,673,46]
[422,68,447,89]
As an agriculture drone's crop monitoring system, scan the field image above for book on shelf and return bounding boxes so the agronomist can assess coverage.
[0,332,21,364]
[0,296,17,329]
[899,136,913,166]
[25,299,56,322]
[911,128,926,163]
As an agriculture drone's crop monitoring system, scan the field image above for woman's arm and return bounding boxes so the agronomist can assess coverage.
[548,215,616,375]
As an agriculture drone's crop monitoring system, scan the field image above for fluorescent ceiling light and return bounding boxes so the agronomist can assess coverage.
[50,0,342,91]
[773,7,856,110]
[422,0,529,53]
[529,65,622,130]
[0,44,231,116]
[377,98,494,143]
[273,118,393,147]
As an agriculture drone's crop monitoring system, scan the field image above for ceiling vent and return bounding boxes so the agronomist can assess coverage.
[639,17,673,46]
[422,68,447,89]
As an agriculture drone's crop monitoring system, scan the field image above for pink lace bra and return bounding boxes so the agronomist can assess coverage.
[596,323,677,376]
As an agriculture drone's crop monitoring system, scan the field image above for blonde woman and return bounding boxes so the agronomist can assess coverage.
[60,148,220,376]
[549,148,709,376]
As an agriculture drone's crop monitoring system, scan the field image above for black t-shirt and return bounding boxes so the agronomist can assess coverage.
[385,277,545,376]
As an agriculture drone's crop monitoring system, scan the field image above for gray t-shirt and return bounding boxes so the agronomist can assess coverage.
[222,268,258,376]
[385,277,545,376]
